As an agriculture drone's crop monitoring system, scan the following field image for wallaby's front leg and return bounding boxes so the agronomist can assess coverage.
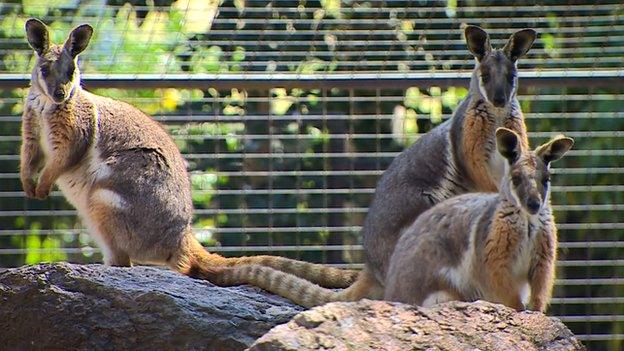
[34,127,79,199]
[484,223,524,311]
[528,223,557,312]
[20,108,44,198]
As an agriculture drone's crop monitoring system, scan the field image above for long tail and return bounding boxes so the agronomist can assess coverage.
[169,232,359,289]
[222,255,359,288]
[199,264,381,308]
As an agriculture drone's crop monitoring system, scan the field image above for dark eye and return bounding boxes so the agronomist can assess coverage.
[511,175,521,186]
[40,66,49,77]
[66,69,74,79]
[481,73,490,83]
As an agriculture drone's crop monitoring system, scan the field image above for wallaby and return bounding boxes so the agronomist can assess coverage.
[19,18,358,288]
[201,26,537,306]
[384,128,572,312]
[206,129,571,310]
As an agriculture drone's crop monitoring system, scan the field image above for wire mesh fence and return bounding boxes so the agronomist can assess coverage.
[0,1,622,350]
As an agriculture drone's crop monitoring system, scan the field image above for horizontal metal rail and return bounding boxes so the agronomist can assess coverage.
[0,70,622,89]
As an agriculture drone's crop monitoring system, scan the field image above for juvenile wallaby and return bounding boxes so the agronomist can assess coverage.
[19,18,358,288]
[202,26,537,306]
[384,128,573,312]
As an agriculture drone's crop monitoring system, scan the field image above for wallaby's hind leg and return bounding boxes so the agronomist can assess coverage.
[348,268,384,300]
[87,191,132,267]
[103,248,131,267]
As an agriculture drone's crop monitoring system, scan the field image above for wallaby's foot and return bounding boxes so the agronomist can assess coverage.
[21,177,37,198]
[104,251,131,267]
[34,181,52,199]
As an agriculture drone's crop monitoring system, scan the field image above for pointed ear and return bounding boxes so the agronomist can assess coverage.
[25,18,50,56]
[503,28,536,62]
[465,25,492,61]
[535,135,574,164]
[63,24,93,58]
[496,127,521,164]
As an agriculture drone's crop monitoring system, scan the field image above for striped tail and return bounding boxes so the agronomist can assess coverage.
[170,232,359,289]
[203,264,379,308]
[223,255,360,289]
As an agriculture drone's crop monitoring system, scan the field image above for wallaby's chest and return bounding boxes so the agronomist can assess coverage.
[509,216,541,278]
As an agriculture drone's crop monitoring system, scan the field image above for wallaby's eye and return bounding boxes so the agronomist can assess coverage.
[511,174,521,186]
[40,66,49,77]
[481,73,490,83]
[66,69,74,80]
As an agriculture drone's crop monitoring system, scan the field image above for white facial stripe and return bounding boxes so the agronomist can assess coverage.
[477,73,491,104]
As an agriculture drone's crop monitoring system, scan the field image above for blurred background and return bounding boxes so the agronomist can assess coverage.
[0,0,622,349]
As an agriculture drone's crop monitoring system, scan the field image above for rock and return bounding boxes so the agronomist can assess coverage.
[249,299,585,351]
[0,263,302,351]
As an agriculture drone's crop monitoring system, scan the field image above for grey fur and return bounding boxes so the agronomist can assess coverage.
[385,130,573,309]
[361,26,536,293]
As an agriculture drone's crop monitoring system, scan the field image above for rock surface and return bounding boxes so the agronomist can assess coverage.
[0,263,302,351]
[249,299,585,351]
[1,263,585,351]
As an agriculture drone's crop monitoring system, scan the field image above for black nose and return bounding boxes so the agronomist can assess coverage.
[53,90,64,100]
[527,198,541,214]
[492,95,506,107]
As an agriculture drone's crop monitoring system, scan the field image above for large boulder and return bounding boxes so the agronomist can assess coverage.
[0,263,302,350]
[249,299,585,351]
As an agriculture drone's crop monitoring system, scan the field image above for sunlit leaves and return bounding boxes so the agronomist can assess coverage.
[320,0,342,19]
[392,105,418,145]
[191,46,225,73]
[171,0,221,34]
[445,0,457,18]
[22,0,77,18]
[271,88,294,115]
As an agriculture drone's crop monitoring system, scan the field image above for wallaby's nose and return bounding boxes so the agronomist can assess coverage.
[53,89,65,101]
[527,197,541,214]
[492,93,506,107]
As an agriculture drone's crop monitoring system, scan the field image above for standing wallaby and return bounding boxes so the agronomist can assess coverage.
[384,128,573,312]
[201,26,538,307]
[19,18,358,288]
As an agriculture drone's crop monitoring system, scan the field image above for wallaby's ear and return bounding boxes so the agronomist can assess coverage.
[535,135,574,164]
[503,28,536,62]
[25,18,50,56]
[496,127,521,164]
[465,25,492,61]
[63,24,93,58]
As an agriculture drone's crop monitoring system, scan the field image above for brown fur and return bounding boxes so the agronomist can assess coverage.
[203,26,538,307]
[461,101,529,193]
[385,128,572,312]
[20,18,358,289]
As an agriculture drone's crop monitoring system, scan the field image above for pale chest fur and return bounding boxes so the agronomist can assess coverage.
[27,90,110,216]
[508,215,541,279]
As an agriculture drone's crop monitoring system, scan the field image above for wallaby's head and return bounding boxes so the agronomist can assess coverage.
[496,128,573,215]
[465,26,536,109]
[25,18,93,103]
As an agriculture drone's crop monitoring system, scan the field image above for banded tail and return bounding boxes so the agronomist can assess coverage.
[172,233,360,289]
[195,263,380,308]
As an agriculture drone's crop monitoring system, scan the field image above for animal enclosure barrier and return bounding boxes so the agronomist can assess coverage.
[0,1,622,350]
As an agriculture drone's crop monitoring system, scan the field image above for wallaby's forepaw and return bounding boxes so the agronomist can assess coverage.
[21,177,37,198]
[34,182,51,199]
